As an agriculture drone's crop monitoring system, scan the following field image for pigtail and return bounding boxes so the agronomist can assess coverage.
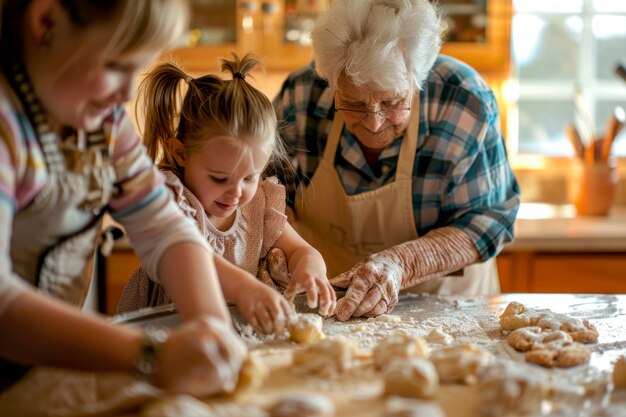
[136,62,189,173]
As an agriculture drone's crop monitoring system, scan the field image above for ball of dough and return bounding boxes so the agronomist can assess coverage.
[429,343,491,384]
[292,336,356,378]
[288,313,325,344]
[383,397,445,417]
[268,392,334,417]
[478,361,549,417]
[236,353,269,393]
[613,355,626,389]
[141,395,215,417]
[373,333,429,370]
[383,358,439,399]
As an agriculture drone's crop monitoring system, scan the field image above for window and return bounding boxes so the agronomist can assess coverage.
[510,0,626,158]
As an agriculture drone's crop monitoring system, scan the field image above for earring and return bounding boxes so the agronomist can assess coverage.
[39,15,54,49]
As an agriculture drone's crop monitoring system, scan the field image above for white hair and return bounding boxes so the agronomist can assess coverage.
[310,0,442,93]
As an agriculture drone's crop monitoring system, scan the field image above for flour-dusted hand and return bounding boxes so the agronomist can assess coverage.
[237,280,295,335]
[282,257,336,317]
[329,228,480,321]
[329,253,403,321]
[156,316,247,396]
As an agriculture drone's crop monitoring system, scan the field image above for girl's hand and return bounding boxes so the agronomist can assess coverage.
[284,267,336,317]
[156,316,246,396]
[236,281,295,335]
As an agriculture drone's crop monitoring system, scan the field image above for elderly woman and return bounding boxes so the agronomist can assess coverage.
[273,0,520,321]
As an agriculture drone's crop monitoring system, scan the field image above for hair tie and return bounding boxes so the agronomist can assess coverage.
[233,72,245,80]
[185,76,194,84]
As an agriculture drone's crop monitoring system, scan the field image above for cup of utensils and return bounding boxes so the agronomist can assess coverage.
[565,106,624,216]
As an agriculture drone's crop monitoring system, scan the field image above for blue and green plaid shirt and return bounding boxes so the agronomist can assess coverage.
[272,55,520,260]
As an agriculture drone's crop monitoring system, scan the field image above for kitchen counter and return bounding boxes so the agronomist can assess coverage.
[125,293,626,417]
[507,203,626,252]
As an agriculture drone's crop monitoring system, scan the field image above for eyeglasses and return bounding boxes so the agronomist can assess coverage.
[334,106,411,120]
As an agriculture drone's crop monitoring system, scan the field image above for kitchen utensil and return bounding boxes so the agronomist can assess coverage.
[565,123,585,159]
[573,87,595,152]
[601,106,625,160]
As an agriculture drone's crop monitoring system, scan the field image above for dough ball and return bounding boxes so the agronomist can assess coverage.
[429,343,492,384]
[424,329,453,345]
[292,336,356,378]
[141,395,215,417]
[478,361,549,417]
[236,353,269,393]
[383,358,439,399]
[373,333,429,370]
[613,355,626,389]
[268,392,334,417]
[382,397,445,417]
[288,313,325,344]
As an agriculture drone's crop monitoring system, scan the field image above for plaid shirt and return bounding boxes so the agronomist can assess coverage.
[272,55,520,260]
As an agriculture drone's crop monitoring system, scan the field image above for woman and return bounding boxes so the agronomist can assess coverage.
[273,0,521,321]
[0,0,245,414]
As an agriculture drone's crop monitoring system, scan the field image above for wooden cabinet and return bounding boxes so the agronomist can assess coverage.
[164,0,511,74]
[497,252,626,294]
[102,248,140,315]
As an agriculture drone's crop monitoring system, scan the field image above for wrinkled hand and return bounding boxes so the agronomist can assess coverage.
[236,280,295,335]
[328,253,403,321]
[156,316,246,396]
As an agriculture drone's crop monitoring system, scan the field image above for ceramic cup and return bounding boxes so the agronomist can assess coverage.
[567,159,619,216]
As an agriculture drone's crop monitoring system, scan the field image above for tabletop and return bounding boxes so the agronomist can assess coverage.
[123,293,626,417]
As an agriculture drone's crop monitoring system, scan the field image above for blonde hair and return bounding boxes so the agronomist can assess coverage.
[310,0,442,93]
[138,53,288,179]
[0,0,189,63]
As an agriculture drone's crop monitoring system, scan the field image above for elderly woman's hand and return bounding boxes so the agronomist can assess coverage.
[328,252,404,321]
[155,316,247,396]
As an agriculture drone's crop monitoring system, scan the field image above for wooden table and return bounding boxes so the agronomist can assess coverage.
[125,293,626,416]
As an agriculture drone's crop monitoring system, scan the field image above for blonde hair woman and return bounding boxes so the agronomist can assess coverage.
[0,0,245,413]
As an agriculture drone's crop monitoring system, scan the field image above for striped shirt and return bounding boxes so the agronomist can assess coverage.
[0,74,208,317]
[272,55,521,261]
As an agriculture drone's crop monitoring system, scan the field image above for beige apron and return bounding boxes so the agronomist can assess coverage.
[290,98,499,295]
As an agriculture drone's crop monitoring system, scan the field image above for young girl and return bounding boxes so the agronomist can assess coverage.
[117,54,336,330]
[0,0,246,413]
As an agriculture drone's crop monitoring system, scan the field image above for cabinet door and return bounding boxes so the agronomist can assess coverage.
[165,0,511,73]
[439,0,512,72]
[530,254,626,294]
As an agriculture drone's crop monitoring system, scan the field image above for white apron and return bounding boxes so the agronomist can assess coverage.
[290,98,499,295]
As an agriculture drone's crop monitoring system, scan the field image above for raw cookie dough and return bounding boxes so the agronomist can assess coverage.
[268,392,334,417]
[291,336,356,378]
[236,353,269,393]
[373,333,429,370]
[429,343,492,384]
[424,329,453,345]
[478,361,549,417]
[383,358,439,399]
[382,397,446,417]
[499,302,599,343]
[141,395,215,417]
[507,326,573,352]
[614,355,626,389]
[524,340,591,368]
[288,313,325,344]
